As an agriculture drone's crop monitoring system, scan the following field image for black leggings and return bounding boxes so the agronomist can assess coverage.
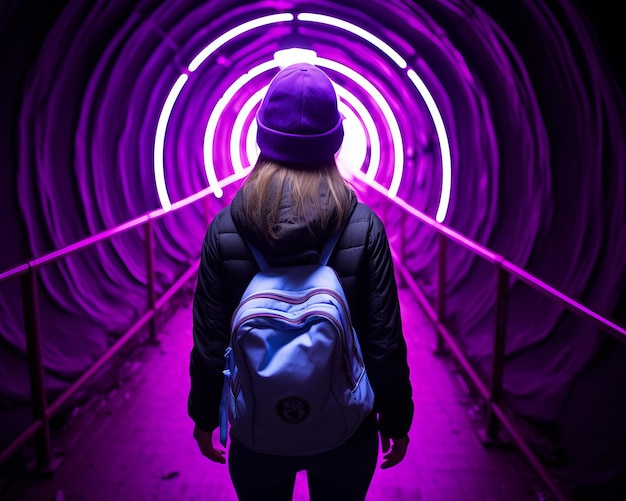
[228,417,379,501]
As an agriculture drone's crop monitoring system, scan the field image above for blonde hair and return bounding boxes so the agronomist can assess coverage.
[240,155,354,242]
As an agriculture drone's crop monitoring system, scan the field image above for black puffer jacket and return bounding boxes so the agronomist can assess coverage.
[189,188,413,440]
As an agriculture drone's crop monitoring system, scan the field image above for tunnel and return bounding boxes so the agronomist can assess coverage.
[1,0,625,499]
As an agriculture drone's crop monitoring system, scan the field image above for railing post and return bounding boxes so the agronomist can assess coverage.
[435,232,447,354]
[481,262,509,444]
[145,217,157,342]
[21,266,53,470]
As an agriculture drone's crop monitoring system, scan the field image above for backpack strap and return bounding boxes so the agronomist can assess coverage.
[243,217,349,270]
[319,219,349,266]
[245,240,270,271]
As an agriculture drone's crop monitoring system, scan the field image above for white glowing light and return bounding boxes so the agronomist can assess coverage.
[155,12,452,223]
[297,13,451,220]
[188,14,294,72]
[229,77,372,176]
[203,61,277,197]
[273,48,318,68]
[334,85,380,177]
[154,73,188,211]
[316,58,404,197]
[245,119,259,167]
[297,13,407,69]
[230,86,268,173]
[225,60,378,180]
[336,100,367,176]
[407,70,451,223]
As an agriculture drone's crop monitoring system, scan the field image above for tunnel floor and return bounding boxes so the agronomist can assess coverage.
[2,284,546,500]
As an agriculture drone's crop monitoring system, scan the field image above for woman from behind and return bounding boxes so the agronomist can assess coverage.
[189,62,413,501]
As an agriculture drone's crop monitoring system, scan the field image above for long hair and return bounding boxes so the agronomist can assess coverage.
[240,154,355,242]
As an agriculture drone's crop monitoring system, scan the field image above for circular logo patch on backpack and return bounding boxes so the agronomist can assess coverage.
[276,396,311,424]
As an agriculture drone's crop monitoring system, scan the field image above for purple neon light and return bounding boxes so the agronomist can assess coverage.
[6,0,626,495]
[154,74,188,211]
[228,53,375,179]
[206,54,394,195]
[202,61,277,197]
[153,12,452,221]
[316,57,403,192]
[187,14,294,72]
[155,14,294,208]
[296,13,408,69]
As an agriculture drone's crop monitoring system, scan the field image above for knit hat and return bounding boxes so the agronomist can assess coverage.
[256,63,344,165]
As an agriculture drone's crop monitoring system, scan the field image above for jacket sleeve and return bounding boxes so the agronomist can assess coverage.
[188,217,230,432]
[362,211,414,439]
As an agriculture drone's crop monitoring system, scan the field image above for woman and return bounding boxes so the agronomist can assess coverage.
[189,63,413,500]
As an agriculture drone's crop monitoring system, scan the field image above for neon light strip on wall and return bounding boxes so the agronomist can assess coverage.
[154,11,452,222]
[154,74,188,212]
[214,50,397,196]
[230,86,267,173]
[297,13,408,69]
[407,69,451,223]
[297,13,451,220]
[334,86,373,175]
[202,61,277,197]
[154,15,294,210]
[228,78,370,176]
[212,54,383,182]
[335,84,380,172]
[187,14,294,72]
[336,99,368,177]
[317,57,403,194]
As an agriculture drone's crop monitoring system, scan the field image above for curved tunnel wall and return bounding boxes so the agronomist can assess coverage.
[1,0,625,492]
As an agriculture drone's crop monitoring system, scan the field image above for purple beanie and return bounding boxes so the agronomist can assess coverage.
[256,63,344,165]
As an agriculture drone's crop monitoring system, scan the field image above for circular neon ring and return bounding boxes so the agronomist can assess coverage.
[154,12,451,222]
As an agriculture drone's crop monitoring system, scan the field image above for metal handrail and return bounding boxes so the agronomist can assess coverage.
[383,188,626,343]
[361,173,622,501]
[0,174,623,501]
[0,193,213,469]
[392,255,567,501]
[0,174,251,468]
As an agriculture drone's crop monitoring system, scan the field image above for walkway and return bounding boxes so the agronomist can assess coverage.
[1,285,545,500]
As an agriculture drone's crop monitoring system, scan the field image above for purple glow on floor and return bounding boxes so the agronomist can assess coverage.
[1,0,625,496]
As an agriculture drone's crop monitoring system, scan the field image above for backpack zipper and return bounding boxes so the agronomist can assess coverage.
[232,288,364,366]
[231,306,361,390]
